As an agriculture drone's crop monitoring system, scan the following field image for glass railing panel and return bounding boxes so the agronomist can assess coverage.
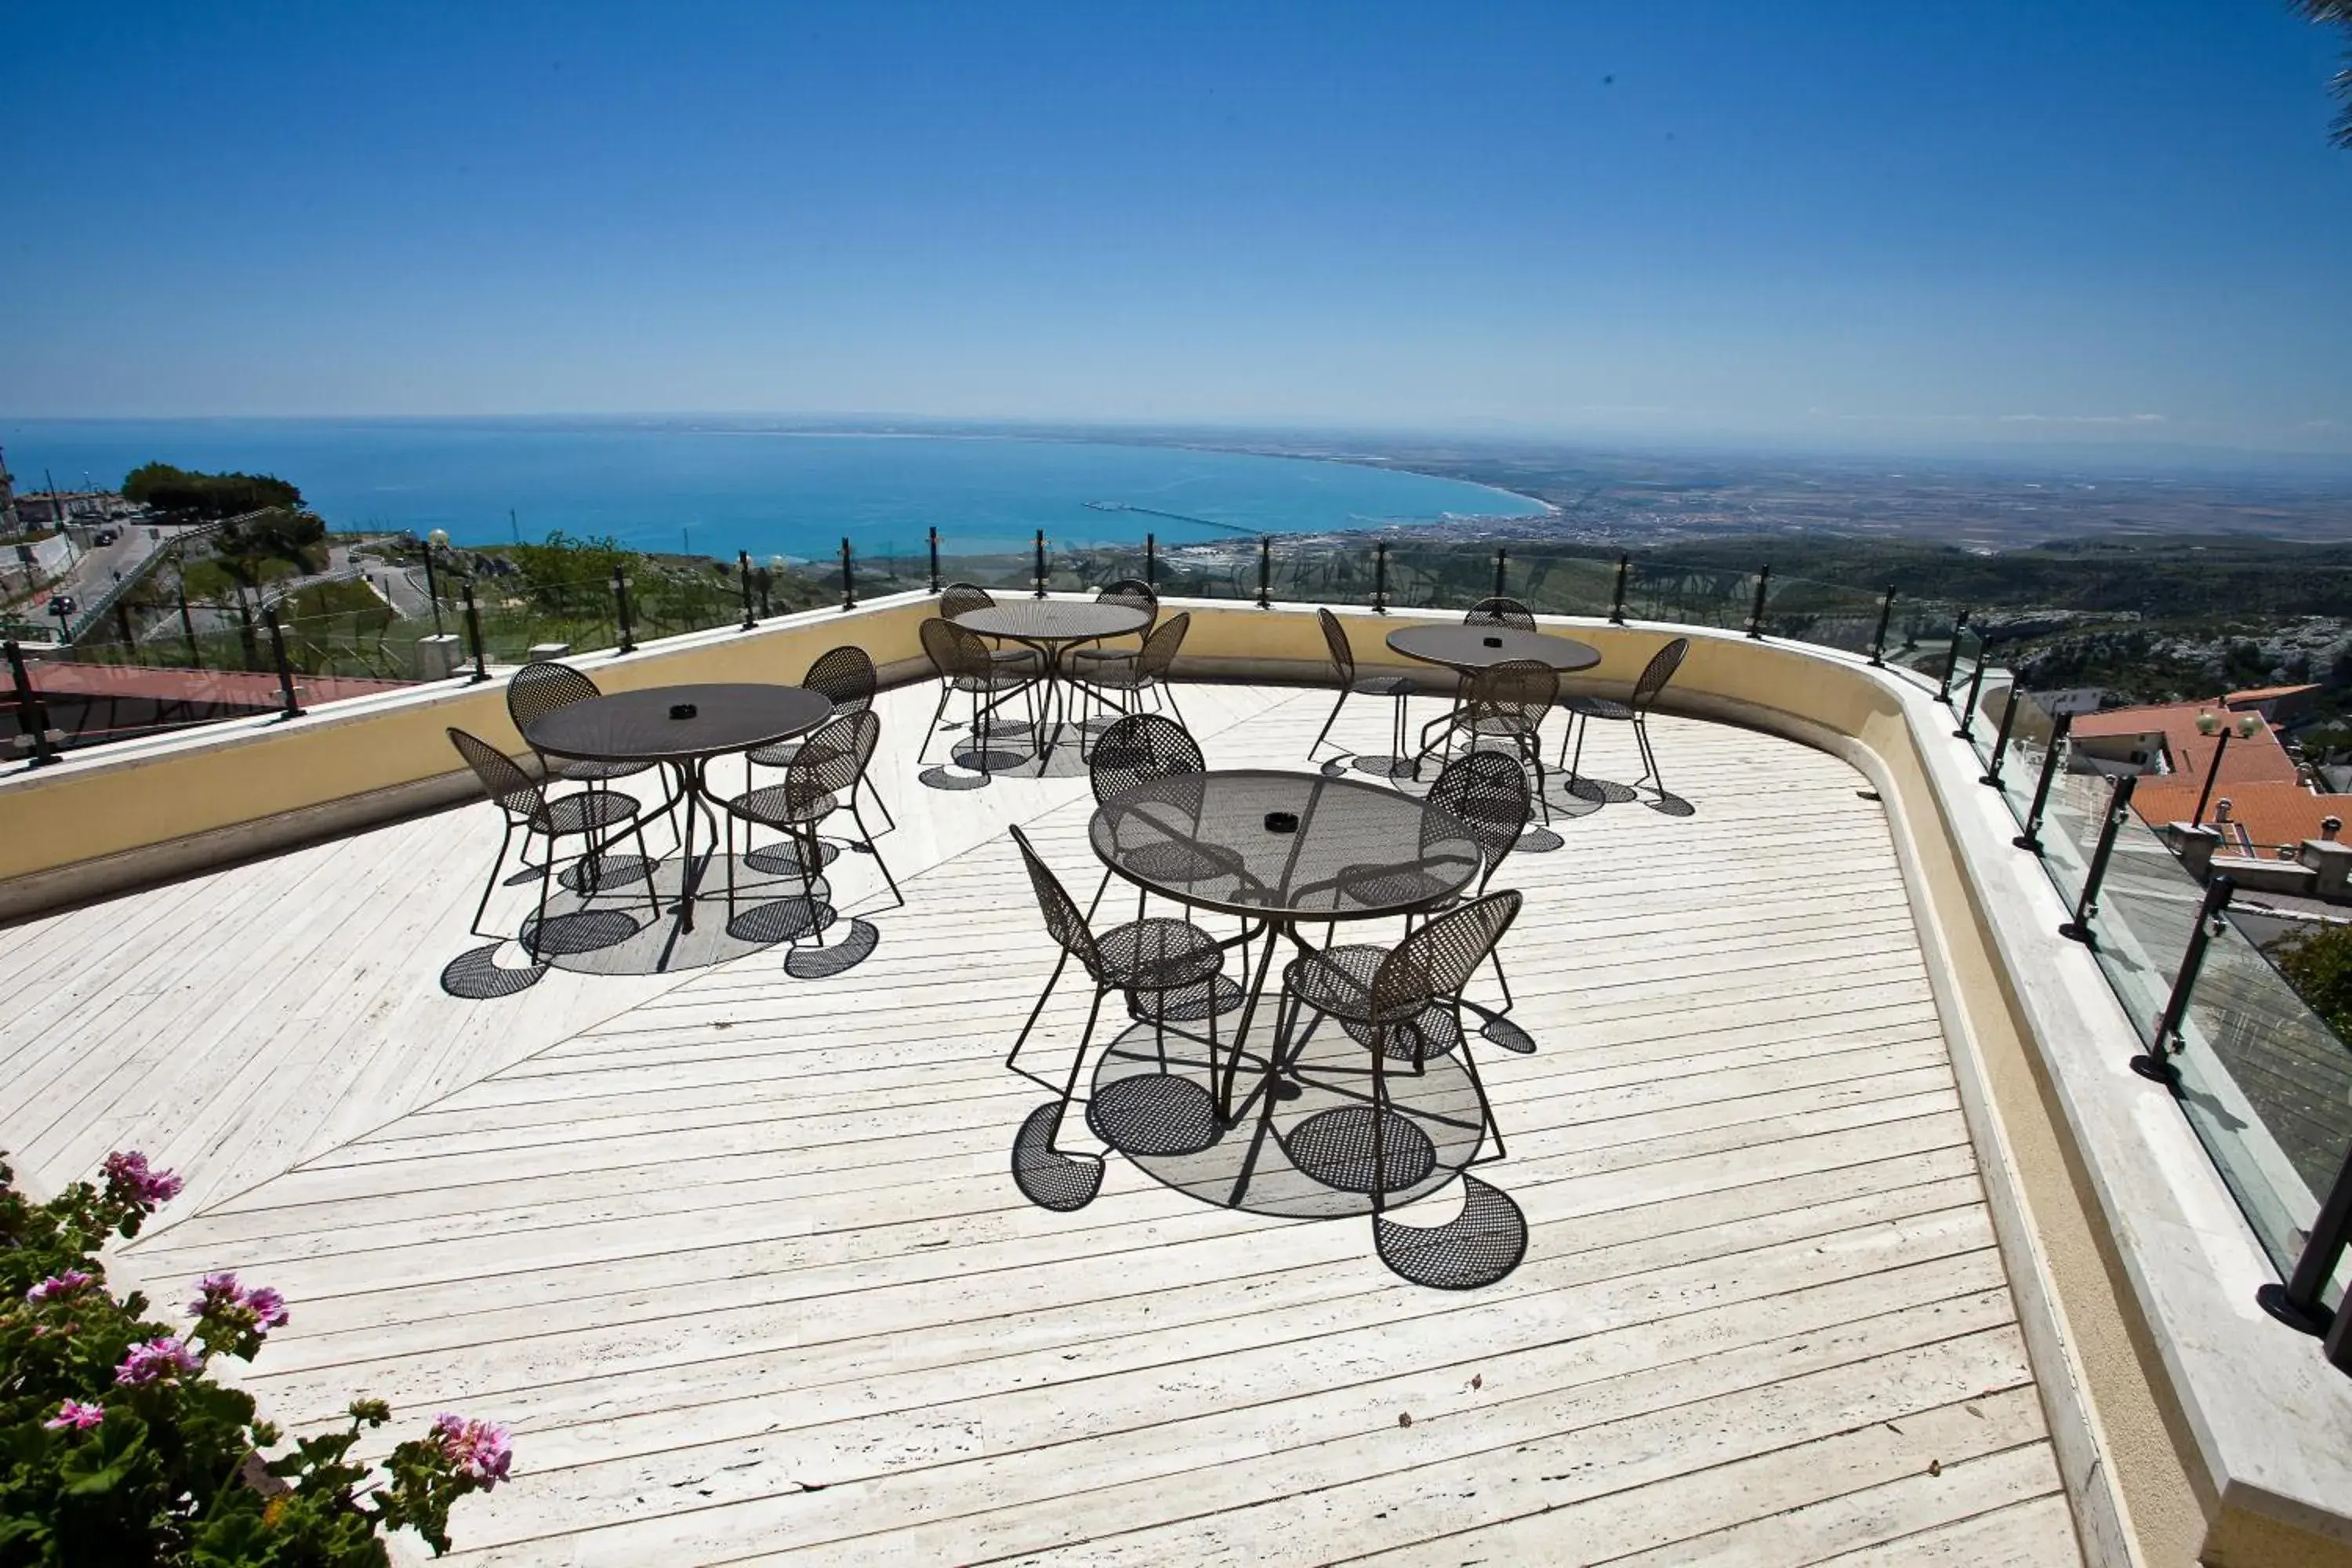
[1266,539,1377,608]
[1380,544,1486,614]
[1762,574,1886,655]
[1621,561,1754,632]
[2082,814,2205,1051]
[2177,917,2352,1290]
[1501,549,1617,619]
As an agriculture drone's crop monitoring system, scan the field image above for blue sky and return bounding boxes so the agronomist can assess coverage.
[5,1,2350,452]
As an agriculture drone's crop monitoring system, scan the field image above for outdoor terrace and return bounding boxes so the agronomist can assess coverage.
[1,590,2348,1566]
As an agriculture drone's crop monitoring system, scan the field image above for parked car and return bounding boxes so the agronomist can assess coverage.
[93,528,119,546]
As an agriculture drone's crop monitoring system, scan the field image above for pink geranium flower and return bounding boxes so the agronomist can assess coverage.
[115,1335,202,1387]
[44,1399,105,1431]
[101,1150,184,1210]
[25,1269,95,1305]
[188,1272,291,1338]
[430,1414,514,1488]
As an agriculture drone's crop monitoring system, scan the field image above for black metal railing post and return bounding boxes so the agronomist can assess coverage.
[5,640,59,768]
[1033,529,1048,598]
[461,582,488,683]
[739,550,757,630]
[2015,711,2073,854]
[1936,610,1971,704]
[423,546,444,637]
[1868,586,1895,667]
[1981,684,2023,788]
[612,567,636,654]
[1609,555,1629,625]
[2259,1138,2352,1363]
[840,538,856,612]
[927,527,942,594]
[178,590,201,668]
[1492,549,1507,601]
[1745,564,1771,639]
[1258,535,1272,609]
[1373,541,1389,614]
[2134,874,2234,1083]
[1145,532,1157,589]
[263,608,304,717]
[2192,728,2232,827]
[1955,636,1991,739]
[2060,773,2136,944]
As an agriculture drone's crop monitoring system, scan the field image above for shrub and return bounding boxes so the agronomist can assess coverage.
[1,1152,507,1563]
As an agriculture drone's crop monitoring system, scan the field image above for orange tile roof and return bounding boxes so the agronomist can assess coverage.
[2069,699,2299,787]
[2135,778,2352,852]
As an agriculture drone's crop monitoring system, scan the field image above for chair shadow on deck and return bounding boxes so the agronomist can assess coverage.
[456,846,884,985]
[1008,1010,1531,1291]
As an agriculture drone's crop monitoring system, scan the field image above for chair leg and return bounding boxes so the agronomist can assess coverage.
[1046,985,1111,1154]
[471,820,517,940]
[1161,681,1189,735]
[1009,949,1073,1079]
[1451,1002,1506,1162]
[850,799,904,909]
[724,810,738,924]
[1486,946,1515,1016]
[1633,713,1664,797]
[633,819,662,927]
[799,822,829,946]
[1566,710,1592,788]
[531,839,559,958]
[1308,686,1351,760]
[1370,1033,1392,1218]
[918,680,953,764]
[1523,734,1551,825]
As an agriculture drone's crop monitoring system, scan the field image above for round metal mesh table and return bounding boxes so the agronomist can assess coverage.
[953,601,1151,645]
[1089,769,1481,920]
[1385,623,1602,676]
[523,683,833,764]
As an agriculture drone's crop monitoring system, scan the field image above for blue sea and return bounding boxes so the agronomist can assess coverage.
[0,418,1546,561]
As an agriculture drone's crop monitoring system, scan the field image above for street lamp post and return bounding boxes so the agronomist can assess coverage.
[423,528,449,637]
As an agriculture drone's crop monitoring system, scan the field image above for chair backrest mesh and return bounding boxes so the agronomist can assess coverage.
[920,616,991,681]
[1465,658,1557,735]
[1137,611,1191,679]
[1632,637,1690,711]
[1097,579,1158,629]
[1089,713,1204,806]
[802,644,877,717]
[447,727,542,818]
[1316,606,1356,684]
[506,660,601,735]
[1008,824,1105,979]
[1425,750,1531,880]
[939,583,996,621]
[789,708,877,803]
[1371,890,1523,1020]
[1464,597,1537,631]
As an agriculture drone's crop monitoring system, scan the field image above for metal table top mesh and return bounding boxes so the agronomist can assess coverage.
[1385,623,1602,673]
[1089,768,1481,920]
[523,683,833,764]
[953,601,1152,644]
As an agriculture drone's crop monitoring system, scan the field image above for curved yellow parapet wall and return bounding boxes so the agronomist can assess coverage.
[4,589,2347,1568]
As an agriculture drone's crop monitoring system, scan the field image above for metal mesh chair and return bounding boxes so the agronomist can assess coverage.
[1084,712,1247,925]
[1076,611,1191,750]
[1004,823,1229,1170]
[1269,889,1523,1213]
[1464,597,1537,632]
[1307,606,1413,768]
[1561,636,1690,800]
[746,644,894,830]
[722,707,902,937]
[938,583,1043,674]
[1428,658,1556,822]
[1068,579,1160,680]
[918,616,1042,775]
[507,662,653,785]
[448,726,660,953]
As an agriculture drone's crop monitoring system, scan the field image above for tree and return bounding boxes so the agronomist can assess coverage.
[2276,920,2352,1041]
[122,463,302,521]
[2303,2,2352,147]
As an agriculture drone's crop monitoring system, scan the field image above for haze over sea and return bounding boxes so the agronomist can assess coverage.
[0,418,1546,560]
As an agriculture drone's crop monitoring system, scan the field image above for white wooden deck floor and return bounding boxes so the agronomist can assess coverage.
[2,679,2079,1566]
